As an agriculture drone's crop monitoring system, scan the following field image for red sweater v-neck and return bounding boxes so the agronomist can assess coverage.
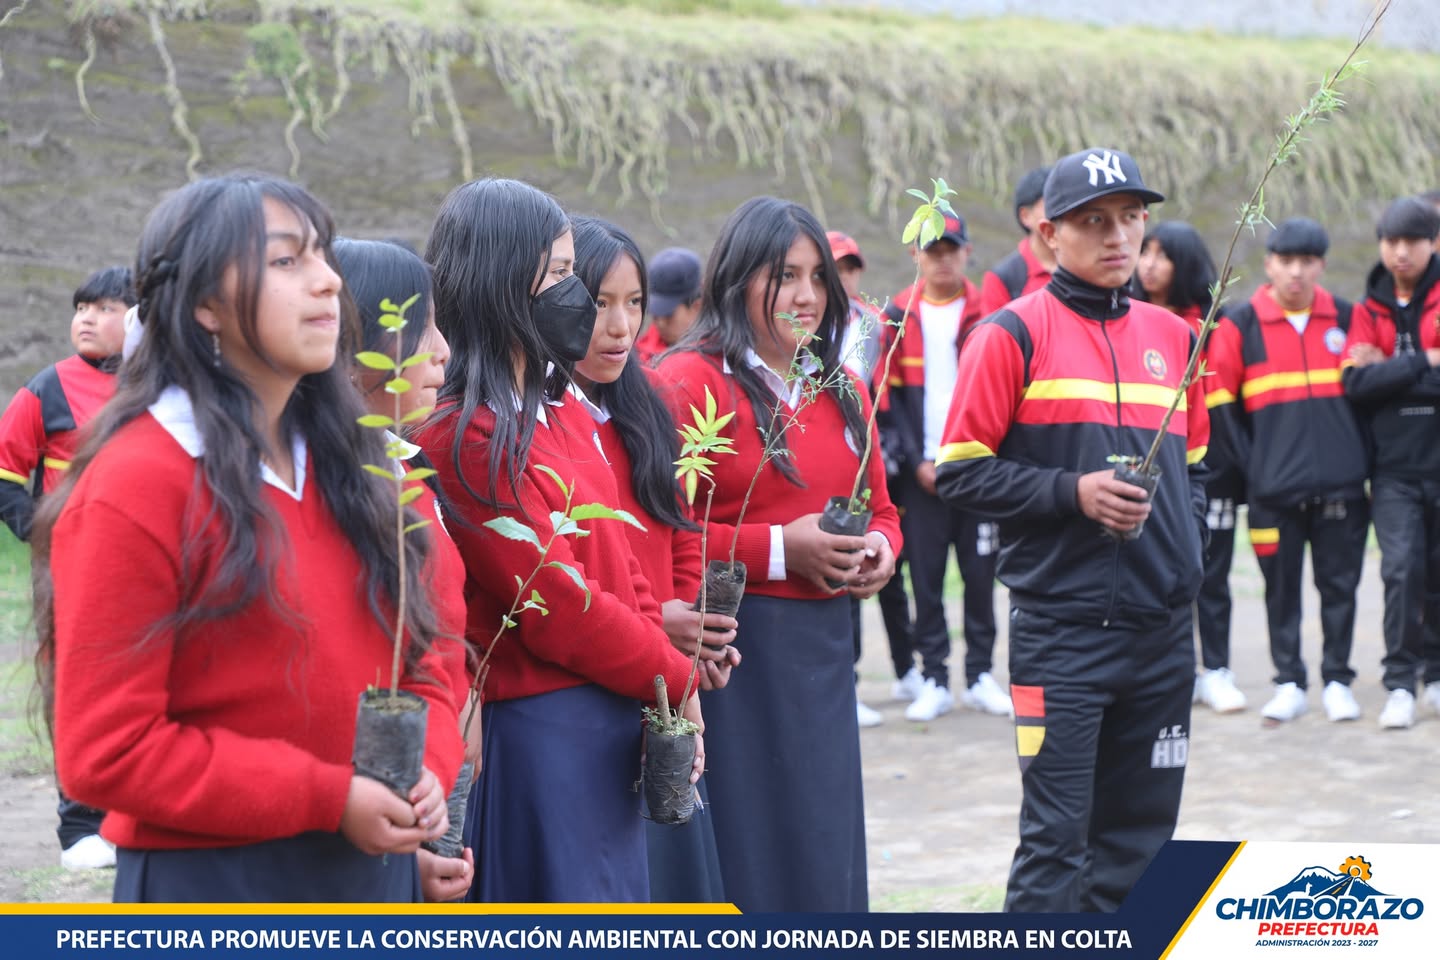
[50,413,464,850]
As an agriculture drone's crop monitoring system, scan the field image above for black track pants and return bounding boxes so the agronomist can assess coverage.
[898,479,998,689]
[1004,605,1193,913]
[1248,497,1369,689]
[1372,476,1440,692]
[1196,498,1238,671]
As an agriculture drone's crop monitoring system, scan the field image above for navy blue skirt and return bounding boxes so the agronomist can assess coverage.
[645,777,725,902]
[113,832,420,902]
[465,683,647,902]
[702,593,867,911]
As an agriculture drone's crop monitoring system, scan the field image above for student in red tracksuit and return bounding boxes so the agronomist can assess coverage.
[0,266,133,543]
[977,165,1056,318]
[1343,197,1440,729]
[937,148,1207,913]
[415,178,701,903]
[0,265,134,871]
[1134,222,1248,715]
[1206,218,1370,725]
[877,214,1011,722]
[333,237,477,901]
[36,174,461,902]
[566,216,738,903]
[652,195,901,912]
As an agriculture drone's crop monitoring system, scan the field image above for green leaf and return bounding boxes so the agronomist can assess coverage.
[484,516,542,550]
[385,377,412,394]
[384,440,410,459]
[901,218,922,245]
[406,467,437,482]
[684,471,697,505]
[355,351,395,371]
[356,413,394,428]
[534,464,569,499]
[398,486,425,506]
[400,352,435,369]
[362,463,395,479]
[550,511,582,538]
[378,313,405,331]
[403,519,432,534]
[400,406,434,424]
[547,561,591,611]
[905,188,929,202]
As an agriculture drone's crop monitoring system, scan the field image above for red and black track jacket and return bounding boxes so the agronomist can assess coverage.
[978,238,1053,318]
[935,268,1209,629]
[875,279,982,479]
[1207,284,1368,507]
[0,354,115,540]
[1172,304,1245,501]
[1343,255,1440,480]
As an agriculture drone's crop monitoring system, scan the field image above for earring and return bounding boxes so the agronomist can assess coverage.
[212,332,221,368]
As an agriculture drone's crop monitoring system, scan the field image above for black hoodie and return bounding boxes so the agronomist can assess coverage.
[1344,254,1440,480]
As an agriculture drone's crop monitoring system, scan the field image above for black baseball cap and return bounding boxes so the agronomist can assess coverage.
[1043,148,1164,221]
[648,247,703,317]
[1014,165,1051,229]
[1266,218,1329,257]
[922,214,969,249]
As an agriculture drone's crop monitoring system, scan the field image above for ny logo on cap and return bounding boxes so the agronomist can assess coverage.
[1082,150,1127,187]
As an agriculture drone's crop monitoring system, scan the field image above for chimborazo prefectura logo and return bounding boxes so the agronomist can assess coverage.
[1215,855,1424,945]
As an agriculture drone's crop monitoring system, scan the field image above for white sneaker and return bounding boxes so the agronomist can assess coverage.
[1379,689,1416,730]
[1422,682,1440,715]
[892,666,924,702]
[1194,668,1248,713]
[60,834,116,870]
[904,678,954,722]
[856,700,883,728]
[1322,681,1361,722]
[963,672,1014,717]
[1261,682,1308,722]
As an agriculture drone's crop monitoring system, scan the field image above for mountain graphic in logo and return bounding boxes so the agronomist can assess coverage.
[1267,857,1388,899]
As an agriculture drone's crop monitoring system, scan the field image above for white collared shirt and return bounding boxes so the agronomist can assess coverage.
[149,385,307,500]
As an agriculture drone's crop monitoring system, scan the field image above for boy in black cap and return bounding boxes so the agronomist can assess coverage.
[635,247,702,363]
[978,165,1056,317]
[877,214,1012,723]
[937,148,1207,912]
[1344,197,1440,728]
[1207,217,1370,725]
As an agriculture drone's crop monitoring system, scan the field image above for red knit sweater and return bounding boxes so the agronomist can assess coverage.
[596,418,703,604]
[415,396,692,706]
[51,414,464,851]
[650,350,903,600]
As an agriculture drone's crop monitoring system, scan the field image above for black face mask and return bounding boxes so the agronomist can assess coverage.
[532,274,597,364]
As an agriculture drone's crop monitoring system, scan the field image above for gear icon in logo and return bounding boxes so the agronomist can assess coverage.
[1340,855,1372,881]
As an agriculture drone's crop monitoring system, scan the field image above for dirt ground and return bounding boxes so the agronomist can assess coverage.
[1,536,1434,908]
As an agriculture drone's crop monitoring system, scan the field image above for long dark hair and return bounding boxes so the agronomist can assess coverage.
[32,174,440,718]
[1135,220,1217,314]
[571,217,694,532]
[333,237,432,359]
[675,195,865,485]
[425,178,570,507]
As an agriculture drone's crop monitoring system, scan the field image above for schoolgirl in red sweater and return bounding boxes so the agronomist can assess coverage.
[334,237,476,902]
[33,175,462,902]
[651,196,901,912]
[568,216,737,903]
[415,179,701,902]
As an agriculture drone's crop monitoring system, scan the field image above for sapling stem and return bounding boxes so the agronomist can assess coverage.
[677,482,718,721]
[1138,0,1388,475]
[390,312,406,700]
[850,263,922,509]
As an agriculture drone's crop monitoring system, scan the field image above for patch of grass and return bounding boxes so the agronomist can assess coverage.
[11,865,112,903]
[873,882,1006,913]
[66,0,1435,219]
[0,529,43,777]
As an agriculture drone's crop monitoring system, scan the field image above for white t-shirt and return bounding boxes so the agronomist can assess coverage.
[920,296,965,462]
[1285,310,1310,336]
